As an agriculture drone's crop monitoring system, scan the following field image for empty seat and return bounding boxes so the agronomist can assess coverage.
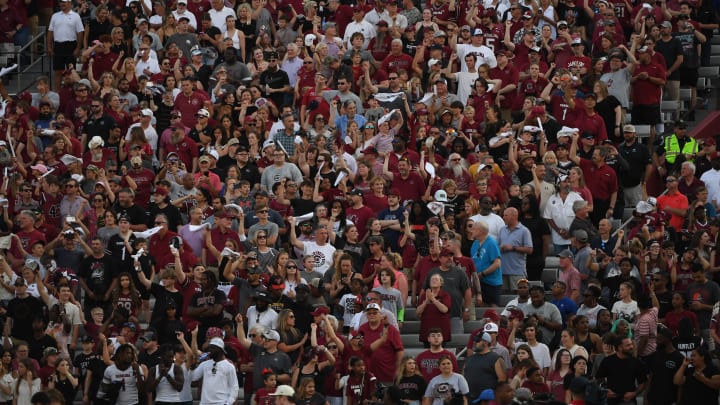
[699,66,720,79]
[634,125,652,139]
[541,268,558,285]
[679,88,692,101]
[545,256,560,268]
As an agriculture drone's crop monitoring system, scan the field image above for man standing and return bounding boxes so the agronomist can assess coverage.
[289,217,336,275]
[596,337,647,405]
[655,21,684,114]
[47,0,84,91]
[78,237,116,318]
[358,303,404,385]
[630,46,666,145]
[424,248,472,335]
[5,278,46,343]
[687,265,720,351]
[463,332,507,401]
[543,176,585,253]
[558,249,581,302]
[346,189,375,240]
[415,328,459,381]
[646,327,684,405]
[186,272,226,346]
[656,175,689,232]
[570,137,619,226]
[497,208,532,292]
[618,124,652,207]
[190,337,239,405]
[260,148,303,193]
[260,51,291,109]
[471,221,502,308]
[524,286,562,346]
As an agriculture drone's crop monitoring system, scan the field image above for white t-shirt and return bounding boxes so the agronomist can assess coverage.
[611,300,640,323]
[246,306,278,331]
[470,213,505,240]
[456,44,497,71]
[303,241,336,275]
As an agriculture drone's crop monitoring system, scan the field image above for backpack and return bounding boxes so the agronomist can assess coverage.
[585,380,608,405]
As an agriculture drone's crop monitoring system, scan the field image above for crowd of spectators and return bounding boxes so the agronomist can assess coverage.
[2,0,720,403]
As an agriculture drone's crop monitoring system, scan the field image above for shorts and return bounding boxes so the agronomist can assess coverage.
[481,282,501,306]
[52,41,77,72]
[679,66,699,87]
[631,104,662,125]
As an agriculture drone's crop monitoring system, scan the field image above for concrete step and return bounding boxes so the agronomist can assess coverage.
[401,320,484,334]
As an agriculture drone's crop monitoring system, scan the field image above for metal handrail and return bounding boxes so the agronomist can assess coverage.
[3,27,48,93]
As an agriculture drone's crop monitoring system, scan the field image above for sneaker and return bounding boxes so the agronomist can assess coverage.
[0,64,17,78]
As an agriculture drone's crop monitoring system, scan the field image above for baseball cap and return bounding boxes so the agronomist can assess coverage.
[473,389,495,403]
[484,322,499,333]
[365,303,381,312]
[270,385,296,397]
[472,28,484,36]
[263,329,281,341]
[660,21,673,28]
[310,306,330,316]
[623,124,636,133]
[209,337,225,349]
[558,249,574,259]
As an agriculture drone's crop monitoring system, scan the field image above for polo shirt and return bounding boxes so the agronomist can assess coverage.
[497,223,532,276]
[578,158,618,200]
[657,191,689,230]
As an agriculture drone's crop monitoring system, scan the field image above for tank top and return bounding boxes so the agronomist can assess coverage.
[578,334,595,357]
[154,365,181,403]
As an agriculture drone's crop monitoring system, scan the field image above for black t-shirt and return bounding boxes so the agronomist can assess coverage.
[113,203,148,227]
[188,289,227,328]
[148,283,184,324]
[27,333,57,362]
[596,353,647,399]
[84,115,118,144]
[290,198,317,217]
[138,349,162,369]
[7,295,46,342]
[259,68,290,108]
[78,254,116,300]
[86,356,108,399]
[680,363,720,405]
[617,140,652,188]
[647,349,684,404]
[74,352,98,385]
[398,374,428,402]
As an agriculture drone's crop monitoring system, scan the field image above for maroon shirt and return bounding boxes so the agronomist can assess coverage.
[490,63,519,109]
[358,322,404,383]
[632,61,666,106]
[578,158,618,200]
[175,91,210,128]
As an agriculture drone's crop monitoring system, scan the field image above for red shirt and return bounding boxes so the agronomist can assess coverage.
[208,227,242,266]
[380,53,414,75]
[363,194,389,214]
[362,256,382,280]
[392,172,426,203]
[122,168,156,209]
[187,0,212,26]
[414,255,441,292]
[149,231,181,270]
[578,159,618,200]
[165,137,199,170]
[632,61,666,106]
[346,205,375,240]
[576,110,608,142]
[358,322,403,383]
[88,51,119,81]
[657,191,689,230]
[416,350,459,381]
[174,91,210,128]
[490,64,519,109]
[565,55,592,73]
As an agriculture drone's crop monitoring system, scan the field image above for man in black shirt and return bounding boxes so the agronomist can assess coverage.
[646,327,684,405]
[78,237,117,319]
[596,336,647,405]
[186,271,226,346]
[260,51,291,108]
[113,188,148,231]
[82,97,117,145]
[5,278,46,343]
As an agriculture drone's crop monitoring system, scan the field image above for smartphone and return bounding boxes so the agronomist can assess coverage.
[66,216,76,223]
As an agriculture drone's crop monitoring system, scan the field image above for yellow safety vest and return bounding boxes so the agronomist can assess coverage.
[664,134,699,165]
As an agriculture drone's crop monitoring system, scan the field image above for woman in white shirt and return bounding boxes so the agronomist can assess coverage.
[13,359,40,405]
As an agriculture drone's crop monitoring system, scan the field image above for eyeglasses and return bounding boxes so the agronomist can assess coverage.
[268,58,277,62]
[288,314,295,318]
[248,333,256,338]
[257,235,267,238]
[303,61,313,64]
[389,76,398,79]
[316,159,325,163]
[140,48,149,51]
[666,178,678,183]
[107,169,117,173]
[91,104,102,108]
[211,362,217,375]
[258,210,269,214]
[94,198,104,202]
[286,265,298,269]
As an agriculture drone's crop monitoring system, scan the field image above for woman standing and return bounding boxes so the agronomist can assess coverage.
[395,357,426,405]
[416,274,451,346]
[0,349,14,405]
[563,356,589,404]
[673,348,720,405]
[546,349,571,401]
[554,329,590,364]
[277,309,307,365]
[13,359,40,405]
[48,358,79,405]
[594,81,623,143]
[423,356,469,405]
